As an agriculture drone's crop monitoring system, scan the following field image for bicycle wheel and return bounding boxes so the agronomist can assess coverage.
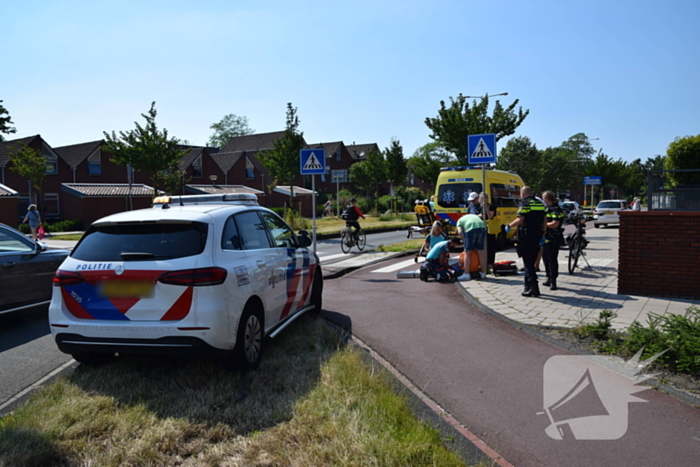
[356,231,366,251]
[340,232,351,254]
[568,236,580,274]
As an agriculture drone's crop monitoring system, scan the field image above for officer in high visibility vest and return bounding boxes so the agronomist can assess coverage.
[507,186,547,297]
[541,190,565,291]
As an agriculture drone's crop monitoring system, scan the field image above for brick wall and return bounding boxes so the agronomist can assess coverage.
[618,211,700,299]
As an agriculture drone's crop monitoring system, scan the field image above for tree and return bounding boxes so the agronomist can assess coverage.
[259,103,305,214]
[207,114,255,148]
[585,152,631,200]
[384,138,408,213]
[665,134,700,185]
[103,102,190,196]
[495,136,542,190]
[407,142,454,190]
[538,146,582,197]
[0,100,16,142]
[424,94,529,165]
[9,144,46,212]
[560,133,596,161]
[349,148,386,211]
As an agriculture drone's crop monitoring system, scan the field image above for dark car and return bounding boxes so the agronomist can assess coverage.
[0,223,70,316]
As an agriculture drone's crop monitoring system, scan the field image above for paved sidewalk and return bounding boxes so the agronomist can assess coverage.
[457,227,699,329]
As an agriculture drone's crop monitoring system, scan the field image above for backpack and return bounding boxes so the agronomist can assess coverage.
[342,205,358,221]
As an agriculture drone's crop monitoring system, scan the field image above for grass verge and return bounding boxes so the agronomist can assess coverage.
[315,216,414,235]
[377,238,426,252]
[0,315,467,467]
[46,234,82,241]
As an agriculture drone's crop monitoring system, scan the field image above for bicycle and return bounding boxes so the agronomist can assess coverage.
[340,226,366,253]
[566,212,591,274]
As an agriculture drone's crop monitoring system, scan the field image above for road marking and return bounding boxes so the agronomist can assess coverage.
[317,253,347,263]
[0,359,76,415]
[371,257,424,273]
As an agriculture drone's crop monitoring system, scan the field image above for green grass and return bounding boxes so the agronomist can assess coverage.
[0,316,467,467]
[377,238,426,252]
[47,234,82,241]
[314,215,414,235]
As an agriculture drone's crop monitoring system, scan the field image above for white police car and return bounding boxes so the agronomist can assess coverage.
[48,193,322,370]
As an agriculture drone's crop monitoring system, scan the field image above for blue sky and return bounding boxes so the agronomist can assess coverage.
[2,0,698,163]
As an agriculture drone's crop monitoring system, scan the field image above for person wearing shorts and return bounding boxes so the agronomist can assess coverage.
[456,213,487,279]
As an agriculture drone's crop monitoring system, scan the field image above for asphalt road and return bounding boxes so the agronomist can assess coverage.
[322,256,700,466]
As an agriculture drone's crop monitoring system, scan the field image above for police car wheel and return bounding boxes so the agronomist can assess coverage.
[311,270,323,314]
[72,351,113,366]
[233,303,264,371]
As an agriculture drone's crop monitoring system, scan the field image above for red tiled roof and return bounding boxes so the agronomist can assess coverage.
[62,183,157,197]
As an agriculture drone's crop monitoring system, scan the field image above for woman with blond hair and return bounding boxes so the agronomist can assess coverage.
[424,220,448,252]
[22,204,42,241]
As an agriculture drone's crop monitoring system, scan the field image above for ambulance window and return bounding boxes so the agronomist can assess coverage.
[437,183,482,208]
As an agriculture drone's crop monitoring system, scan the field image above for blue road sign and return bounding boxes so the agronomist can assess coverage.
[584,176,602,185]
[300,148,326,175]
[467,134,497,164]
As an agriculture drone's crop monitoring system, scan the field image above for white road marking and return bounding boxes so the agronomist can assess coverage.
[371,257,425,273]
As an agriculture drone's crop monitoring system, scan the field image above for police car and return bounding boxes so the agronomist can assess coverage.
[48,193,322,370]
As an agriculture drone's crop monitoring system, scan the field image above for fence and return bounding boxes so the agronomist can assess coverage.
[647,169,700,211]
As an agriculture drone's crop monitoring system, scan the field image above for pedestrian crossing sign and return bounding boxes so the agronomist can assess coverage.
[300,149,326,175]
[467,134,497,164]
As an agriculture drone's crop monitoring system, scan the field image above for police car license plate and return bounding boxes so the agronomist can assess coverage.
[100,281,154,298]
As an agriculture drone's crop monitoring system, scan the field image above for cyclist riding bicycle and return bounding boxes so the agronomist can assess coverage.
[342,198,365,242]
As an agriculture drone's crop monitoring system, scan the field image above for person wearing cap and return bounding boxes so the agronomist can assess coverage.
[467,191,483,219]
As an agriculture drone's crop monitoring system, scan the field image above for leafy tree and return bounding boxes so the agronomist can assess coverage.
[9,144,46,212]
[0,100,16,142]
[207,114,254,148]
[407,142,453,189]
[585,152,631,200]
[424,94,529,165]
[560,133,596,161]
[384,138,408,213]
[103,102,190,196]
[495,136,542,190]
[350,148,385,211]
[161,167,191,195]
[538,146,582,197]
[259,103,305,214]
[665,134,700,185]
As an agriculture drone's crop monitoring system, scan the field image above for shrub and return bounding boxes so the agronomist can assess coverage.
[46,219,83,233]
[625,307,700,374]
[284,209,310,231]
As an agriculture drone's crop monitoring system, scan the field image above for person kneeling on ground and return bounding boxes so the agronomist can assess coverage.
[425,236,463,281]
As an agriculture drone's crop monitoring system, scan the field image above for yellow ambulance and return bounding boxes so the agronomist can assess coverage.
[433,166,525,249]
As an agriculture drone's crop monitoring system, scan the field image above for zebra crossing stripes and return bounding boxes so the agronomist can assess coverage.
[371,257,425,273]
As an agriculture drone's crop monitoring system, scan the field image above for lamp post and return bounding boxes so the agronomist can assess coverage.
[582,138,599,207]
[209,175,218,186]
[463,92,509,99]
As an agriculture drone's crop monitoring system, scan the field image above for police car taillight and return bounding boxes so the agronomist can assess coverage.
[158,267,227,286]
[53,270,85,287]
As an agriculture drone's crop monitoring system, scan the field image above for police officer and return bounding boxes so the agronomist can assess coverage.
[541,191,565,291]
[507,186,547,297]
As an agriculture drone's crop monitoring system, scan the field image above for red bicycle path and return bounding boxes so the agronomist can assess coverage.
[322,257,700,467]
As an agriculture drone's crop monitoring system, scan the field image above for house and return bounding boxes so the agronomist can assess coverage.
[61,183,158,227]
[0,183,19,226]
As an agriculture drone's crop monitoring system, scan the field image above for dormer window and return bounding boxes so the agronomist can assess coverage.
[44,147,58,174]
[88,149,101,175]
[192,155,202,178]
[245,156,255,180]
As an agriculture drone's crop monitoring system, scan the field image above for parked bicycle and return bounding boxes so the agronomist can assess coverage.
[340,226,366,253]
[565,212,590,274]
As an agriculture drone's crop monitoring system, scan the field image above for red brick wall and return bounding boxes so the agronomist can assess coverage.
[618,211,700,299]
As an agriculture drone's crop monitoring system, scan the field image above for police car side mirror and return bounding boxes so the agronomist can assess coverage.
[297,230,312,248]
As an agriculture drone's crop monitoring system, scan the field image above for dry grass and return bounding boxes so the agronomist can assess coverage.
[0,316,467,467]
[315,216,414,235]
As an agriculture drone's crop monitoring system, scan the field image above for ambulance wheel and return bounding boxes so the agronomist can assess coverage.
[232,302,264,372]
[311,270,323,314]
[72,352,113,366]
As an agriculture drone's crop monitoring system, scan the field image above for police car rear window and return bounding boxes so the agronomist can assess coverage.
[71,222,208,262]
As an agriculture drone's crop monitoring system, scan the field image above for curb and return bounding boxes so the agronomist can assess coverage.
[453,282,700,408]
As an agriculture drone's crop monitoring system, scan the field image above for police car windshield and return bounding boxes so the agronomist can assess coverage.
[437,183,483,208]
[72,222,208,262]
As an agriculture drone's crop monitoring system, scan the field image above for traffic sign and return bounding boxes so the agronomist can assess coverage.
[300,149,326,175]
[584,176,602,185]
[467,134,497,164]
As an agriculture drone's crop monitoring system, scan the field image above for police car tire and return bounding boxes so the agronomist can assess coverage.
[232,303,264,372]
[311,270,323,314]
[72,351,113,366]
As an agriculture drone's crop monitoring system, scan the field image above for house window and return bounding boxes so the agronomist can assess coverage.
[410,172,415,185]
[44,193,60,216]
[331,169,348,183]
[321,165,330,183]
[336,152,341,162]
[192,155,202,178]
[245,156,255,180]
[44,147,58,174]
[88,149,101,175]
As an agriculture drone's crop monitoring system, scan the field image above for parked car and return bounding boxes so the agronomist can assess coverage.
[593,199,630,228]
[49,193,323,370]
[560,200,583,216]
[0,223,70,316]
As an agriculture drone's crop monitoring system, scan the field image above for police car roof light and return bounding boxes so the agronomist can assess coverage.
[153,193,259,207]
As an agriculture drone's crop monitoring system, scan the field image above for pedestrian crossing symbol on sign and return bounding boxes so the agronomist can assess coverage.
[300,149,326,174]
[467,133,497,164]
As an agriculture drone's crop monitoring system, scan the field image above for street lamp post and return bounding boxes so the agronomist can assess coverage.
[463,92,509,99]
[583,138,599,207]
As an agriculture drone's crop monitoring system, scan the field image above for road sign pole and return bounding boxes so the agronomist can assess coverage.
[312,175,317,254]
